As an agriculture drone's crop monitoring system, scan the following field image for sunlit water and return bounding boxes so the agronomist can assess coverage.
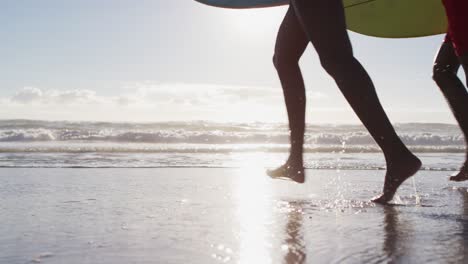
[0,148,465,172]
[2,168,468,263]
[0,120,465,170]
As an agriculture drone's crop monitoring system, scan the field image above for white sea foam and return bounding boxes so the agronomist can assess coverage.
[0,120,464,148]
[0,120,464,169]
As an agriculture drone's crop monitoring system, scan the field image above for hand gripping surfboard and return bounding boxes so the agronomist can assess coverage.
[194,0,448,38]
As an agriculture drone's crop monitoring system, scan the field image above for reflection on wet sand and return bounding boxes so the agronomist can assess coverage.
[382,206,411,263]
[235,168,273,264]
[232,167,468,263]
[383,206,398,259]
[383,206,400,260]
[456,187,468,261]
[283,202,306,264]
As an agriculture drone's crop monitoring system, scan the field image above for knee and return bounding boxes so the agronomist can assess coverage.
[319,54,354,78]
[273,53,299,72]
[432,64,452,86]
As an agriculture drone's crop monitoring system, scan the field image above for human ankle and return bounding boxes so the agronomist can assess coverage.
[287,155,303,166]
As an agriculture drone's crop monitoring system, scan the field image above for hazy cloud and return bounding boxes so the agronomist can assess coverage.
[11,87,43,104]
[51,89,99,104]
[10,87,101,105]
[120,82,291,107]
[7,83,452,124]
[5,83,298,110]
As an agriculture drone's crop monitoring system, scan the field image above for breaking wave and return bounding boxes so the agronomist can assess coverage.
[0,120,464,153]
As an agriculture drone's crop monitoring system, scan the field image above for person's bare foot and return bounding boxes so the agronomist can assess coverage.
[372,154,422,204]
[449,163,468,182]
[267,161,305,184]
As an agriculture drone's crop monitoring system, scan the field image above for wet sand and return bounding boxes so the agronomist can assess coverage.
[1,168,468,263]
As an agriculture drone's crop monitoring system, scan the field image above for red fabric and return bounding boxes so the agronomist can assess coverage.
[442,0,468,56]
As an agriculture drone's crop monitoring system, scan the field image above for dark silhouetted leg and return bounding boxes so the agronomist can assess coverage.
[290,0,421,202]
[267,6,308,183]
[433,41,468,181]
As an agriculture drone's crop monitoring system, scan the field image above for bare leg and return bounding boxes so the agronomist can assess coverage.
[433,41,468,181]
[459,54,468,180]
[290,0,421,202]
[267,6,309,183]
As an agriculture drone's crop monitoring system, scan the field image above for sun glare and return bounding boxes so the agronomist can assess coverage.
[225,7,286,38]
[235,164,274,263]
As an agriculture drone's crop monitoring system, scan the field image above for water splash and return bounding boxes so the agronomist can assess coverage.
[412,177,422,206]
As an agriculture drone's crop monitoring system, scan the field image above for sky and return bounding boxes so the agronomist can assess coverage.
[0,0,463,124]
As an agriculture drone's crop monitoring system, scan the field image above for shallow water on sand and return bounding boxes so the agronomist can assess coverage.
[1,168,468,263]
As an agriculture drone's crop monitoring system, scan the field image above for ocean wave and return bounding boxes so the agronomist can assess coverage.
[0,129,464,147]
[0,143,464,153]
[0,120,464,149]
[0,164,459,171]
[0,121,464,170]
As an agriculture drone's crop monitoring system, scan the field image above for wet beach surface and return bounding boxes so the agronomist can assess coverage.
[1,168,468,263]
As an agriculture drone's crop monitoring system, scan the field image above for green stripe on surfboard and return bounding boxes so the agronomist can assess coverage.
[194,0,448,38]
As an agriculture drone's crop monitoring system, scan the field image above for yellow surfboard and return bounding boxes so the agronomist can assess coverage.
[194,0,448,38]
